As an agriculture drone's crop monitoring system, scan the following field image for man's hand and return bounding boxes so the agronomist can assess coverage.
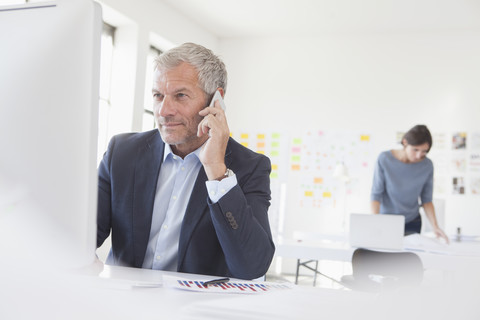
[197,98,230,180]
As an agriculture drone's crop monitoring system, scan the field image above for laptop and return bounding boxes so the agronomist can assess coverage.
[349,213,405,251]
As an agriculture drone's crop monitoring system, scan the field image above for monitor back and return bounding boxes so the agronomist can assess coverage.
[349,213,405,251]
[0,0,102,268]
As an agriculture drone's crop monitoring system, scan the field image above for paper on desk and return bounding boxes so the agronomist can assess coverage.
[404,234,480,256]
[162,275,294,294]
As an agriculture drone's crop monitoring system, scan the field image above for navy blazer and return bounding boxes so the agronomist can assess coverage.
[97,130,275,279]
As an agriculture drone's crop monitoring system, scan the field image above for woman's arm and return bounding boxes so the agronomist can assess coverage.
[371,200,380,214]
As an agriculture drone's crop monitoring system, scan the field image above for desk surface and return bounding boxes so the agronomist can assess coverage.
[275,234,480,271]
[2,263,479,319]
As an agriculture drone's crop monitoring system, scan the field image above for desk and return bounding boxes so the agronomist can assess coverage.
[2,263,479,319]
[275,234,480,285]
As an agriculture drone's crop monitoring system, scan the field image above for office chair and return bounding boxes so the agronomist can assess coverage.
[341,248,424,292]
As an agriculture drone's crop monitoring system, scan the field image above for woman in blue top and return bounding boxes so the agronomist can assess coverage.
[371,125,448,242]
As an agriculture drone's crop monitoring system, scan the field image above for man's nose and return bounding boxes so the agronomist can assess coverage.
[158,96,176,117]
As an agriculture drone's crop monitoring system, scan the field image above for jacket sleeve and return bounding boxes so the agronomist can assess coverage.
[96,136,115,248]
[208,155,275,280]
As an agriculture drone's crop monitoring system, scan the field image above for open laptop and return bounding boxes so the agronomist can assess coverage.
[349,213,405,251]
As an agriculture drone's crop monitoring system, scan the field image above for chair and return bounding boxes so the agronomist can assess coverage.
[341,248,424,292]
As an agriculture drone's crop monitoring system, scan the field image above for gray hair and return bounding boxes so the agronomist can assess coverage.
[153,42,227,96]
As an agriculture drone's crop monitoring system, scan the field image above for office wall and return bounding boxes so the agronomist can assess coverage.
[219,32,480,237]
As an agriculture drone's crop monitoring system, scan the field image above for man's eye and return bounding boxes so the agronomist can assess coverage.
[153,93,163,101]
[176,93,187,99]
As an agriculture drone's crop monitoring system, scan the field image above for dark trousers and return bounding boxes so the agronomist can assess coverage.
[404,214,422,235]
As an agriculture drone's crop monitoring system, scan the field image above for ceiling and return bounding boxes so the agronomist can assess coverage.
[161,0,480,38]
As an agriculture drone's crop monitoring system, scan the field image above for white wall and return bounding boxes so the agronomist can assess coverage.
[219,32,480,236]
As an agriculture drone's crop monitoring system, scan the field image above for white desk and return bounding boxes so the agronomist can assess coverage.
[275,234,480,285]
[2,263,479,319]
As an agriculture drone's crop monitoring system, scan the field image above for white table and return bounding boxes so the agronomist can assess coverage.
[2,263,479,319]
[274,234,480,285]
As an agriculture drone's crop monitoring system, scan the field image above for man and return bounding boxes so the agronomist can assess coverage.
[96,43,275,280]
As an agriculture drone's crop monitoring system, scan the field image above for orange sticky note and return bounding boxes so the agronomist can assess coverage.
[314,177,323,184]
[291,164,301,171]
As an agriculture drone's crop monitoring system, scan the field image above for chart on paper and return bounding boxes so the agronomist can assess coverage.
[162,275,294,294]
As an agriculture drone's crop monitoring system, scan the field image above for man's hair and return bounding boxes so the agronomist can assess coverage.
[402,124,433,151]
[153,42,227,97]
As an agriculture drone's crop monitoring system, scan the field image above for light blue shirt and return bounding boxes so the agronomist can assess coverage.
[371,150,433,223]
[142,143,237,270]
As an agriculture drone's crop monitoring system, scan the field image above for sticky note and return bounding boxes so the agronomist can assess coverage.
[314,177,323,184]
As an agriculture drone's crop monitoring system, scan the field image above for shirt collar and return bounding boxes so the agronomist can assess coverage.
[163,143,202,162]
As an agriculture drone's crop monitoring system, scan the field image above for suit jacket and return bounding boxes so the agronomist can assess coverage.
[97,129,275,280]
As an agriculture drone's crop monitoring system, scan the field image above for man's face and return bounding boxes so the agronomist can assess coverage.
[152,62,208,155]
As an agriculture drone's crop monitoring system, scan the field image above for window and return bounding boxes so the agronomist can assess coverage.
[97,22,115,163]
[142,46,162,131]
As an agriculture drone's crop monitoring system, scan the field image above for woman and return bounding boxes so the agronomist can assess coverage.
[371,125,449,242]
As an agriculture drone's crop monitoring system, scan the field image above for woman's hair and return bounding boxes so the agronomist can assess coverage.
[153,42,227,97]
[402,125,433,151]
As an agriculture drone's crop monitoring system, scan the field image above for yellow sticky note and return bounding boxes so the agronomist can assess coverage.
[241,133,249,139]
[272,164,278,170]
[360,135,370,141]
[257,150,265,155]
[241,142,249,148]
[257,133,265,140]
[323,191,332,198]
[304,191,314,197]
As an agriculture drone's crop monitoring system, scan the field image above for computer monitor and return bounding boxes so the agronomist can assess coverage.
[0,0,102,268]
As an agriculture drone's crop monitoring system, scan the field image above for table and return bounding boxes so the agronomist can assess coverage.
[1,263,479,319]
[274,234,480,285]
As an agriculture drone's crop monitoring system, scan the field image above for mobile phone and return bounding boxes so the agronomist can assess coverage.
[209,90,226,111]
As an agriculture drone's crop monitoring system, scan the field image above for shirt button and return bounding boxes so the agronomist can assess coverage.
[163,225,168,229]
[172,196,177,200]
[220,188,226,193]
[156,255,161,260]
[181,167,185,171]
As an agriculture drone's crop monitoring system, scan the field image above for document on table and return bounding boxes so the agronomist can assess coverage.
[404,234,480,256]
[162,275,294,294]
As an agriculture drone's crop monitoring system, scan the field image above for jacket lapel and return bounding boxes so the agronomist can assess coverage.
[132,131,164,267]
[177,139,234,266]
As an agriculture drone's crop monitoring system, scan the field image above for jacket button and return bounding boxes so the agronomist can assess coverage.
[226,211,233,218]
